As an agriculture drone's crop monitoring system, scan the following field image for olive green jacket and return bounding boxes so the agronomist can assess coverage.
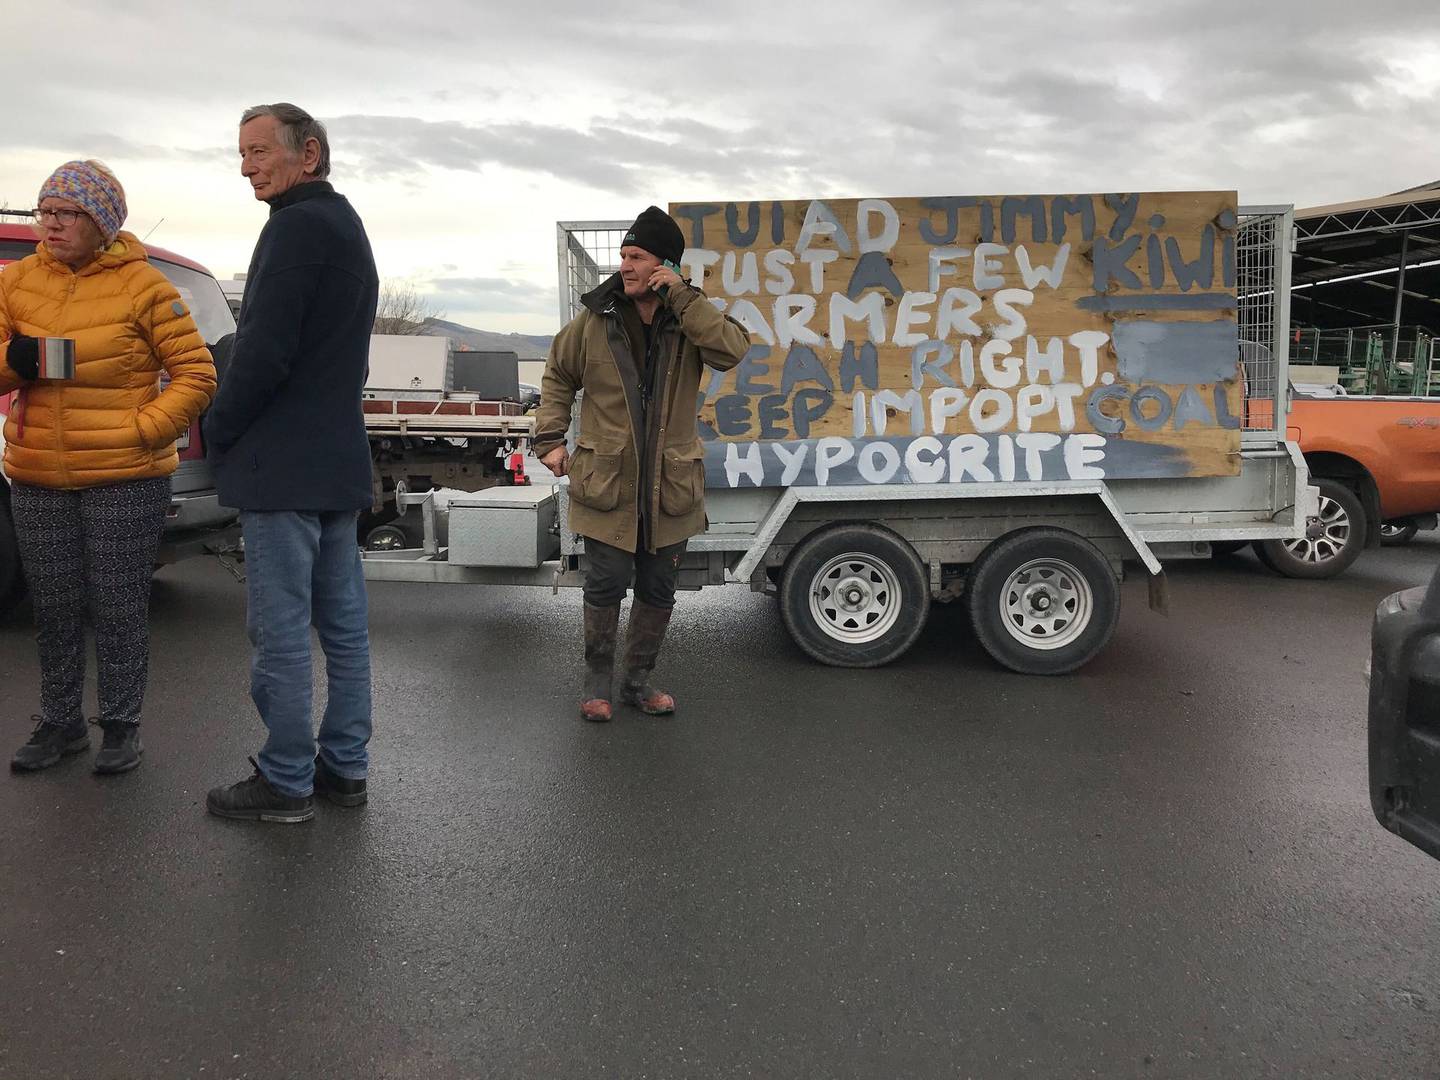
[534,273,749,553]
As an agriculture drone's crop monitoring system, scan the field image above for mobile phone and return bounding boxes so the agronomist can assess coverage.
[656,259,682,295]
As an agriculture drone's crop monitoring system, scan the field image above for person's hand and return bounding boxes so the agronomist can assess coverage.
[541,445,570,477]
[5,334,40,382]
[648,265,683,293]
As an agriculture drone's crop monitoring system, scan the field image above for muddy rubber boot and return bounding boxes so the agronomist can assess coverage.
[619,601,676,716]
[580,603,620,722]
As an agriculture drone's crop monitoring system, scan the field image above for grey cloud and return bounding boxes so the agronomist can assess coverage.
[329,114,811,195]
[422,276,556,316]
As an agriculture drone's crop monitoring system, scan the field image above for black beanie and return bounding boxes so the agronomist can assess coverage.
[623,206,685,264]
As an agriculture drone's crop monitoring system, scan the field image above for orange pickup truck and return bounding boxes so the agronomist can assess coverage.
[1237,392,1440,578]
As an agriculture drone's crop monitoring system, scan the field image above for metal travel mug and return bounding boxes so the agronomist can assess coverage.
[37,337,76,380]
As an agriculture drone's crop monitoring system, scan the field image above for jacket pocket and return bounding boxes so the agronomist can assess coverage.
[568,436,624,512]
[659,440,706,516]
[131,408,155,451]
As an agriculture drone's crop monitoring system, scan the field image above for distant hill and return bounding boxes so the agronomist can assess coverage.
[419,318,553,359]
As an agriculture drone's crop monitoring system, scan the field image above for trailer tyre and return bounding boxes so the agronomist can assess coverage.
[1210,540,1250,557]
[1255,478,1366,579]
[779,524,930,668]
[968,528,1119,675]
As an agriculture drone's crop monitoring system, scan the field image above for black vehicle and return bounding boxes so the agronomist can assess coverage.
[1368,560,1440,860]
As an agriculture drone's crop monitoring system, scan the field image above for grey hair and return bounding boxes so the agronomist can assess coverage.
[239,103,331,180]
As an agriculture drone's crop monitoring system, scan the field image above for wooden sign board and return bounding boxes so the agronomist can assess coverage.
[669,192,1241,488]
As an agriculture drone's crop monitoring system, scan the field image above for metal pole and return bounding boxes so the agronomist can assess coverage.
[1391,229,1410,368]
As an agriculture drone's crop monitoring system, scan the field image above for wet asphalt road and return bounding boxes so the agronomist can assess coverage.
[2,537,1439,1080]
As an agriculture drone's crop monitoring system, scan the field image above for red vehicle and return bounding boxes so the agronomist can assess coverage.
[0,216,240,614]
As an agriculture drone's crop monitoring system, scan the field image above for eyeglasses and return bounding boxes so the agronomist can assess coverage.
[32,208,90,227]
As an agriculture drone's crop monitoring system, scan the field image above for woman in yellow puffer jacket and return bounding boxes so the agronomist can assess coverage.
[0,160,216,776]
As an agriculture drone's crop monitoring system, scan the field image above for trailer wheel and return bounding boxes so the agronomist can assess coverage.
[778,523,929,668]
[968,528,1119,675]
[1255,478,1366,579]
[0,500,26,619]
[364,524,410,552]
[1380,519,1419,547]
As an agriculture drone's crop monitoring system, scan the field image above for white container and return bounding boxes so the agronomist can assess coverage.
[366,335,451,392]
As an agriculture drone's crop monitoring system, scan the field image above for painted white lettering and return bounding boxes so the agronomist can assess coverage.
[680,248,720,286]
[991,289,1033,341]
[723,442,764,487]
[1052,384,1084,431]
[979,340,1022,389]
[828,292,887,349]
[813,437,855,485]
[997,434,1016,481]
[956,340,976,386]
[721,251,760,296]
[1063,433,1107,479]
[1016,243,1071,290]
[762,249,795,296]
[937,288,983,337]
[973,243,1009,290]
[1024,336,1066,383]
[971,389,1014,434]
[929,387,968,434]
[1016,432,1061,480]
[800,249,839,292]
[871,389,925,436]
[948,434,995,482]
[795,201,853,255]
[856,199,901,254]
[928,246,972,292]
[1069,330,1109,387]
[727,299,775,345]
[773,295,823,347]
[857,442,902,484]
[1016,385,1056,432]
[772,442,809,486]
[905,436,947,484]
[893,291,938,347]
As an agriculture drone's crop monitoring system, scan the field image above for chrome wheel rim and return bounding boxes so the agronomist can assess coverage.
[999,558,1093,651]
[809,552,902,644]
[1381,522,1408,540]
[1283,495,1350,564]
[366,527,407,552]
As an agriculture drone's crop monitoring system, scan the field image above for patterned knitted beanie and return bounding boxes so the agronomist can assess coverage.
[38,160,127,244]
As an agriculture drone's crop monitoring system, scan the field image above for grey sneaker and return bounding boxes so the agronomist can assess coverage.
[92,720,143,775]
[11,716,89,772]
[206,758,314,823]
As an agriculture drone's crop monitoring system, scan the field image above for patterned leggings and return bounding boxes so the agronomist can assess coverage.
[10,477,172,728]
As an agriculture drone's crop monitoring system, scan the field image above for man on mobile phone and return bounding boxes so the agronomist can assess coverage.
[534,206,749,722]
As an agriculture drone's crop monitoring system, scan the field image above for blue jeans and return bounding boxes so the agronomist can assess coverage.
[241,510,372,797]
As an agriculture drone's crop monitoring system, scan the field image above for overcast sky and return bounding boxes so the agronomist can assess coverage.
[6,0,1437,335]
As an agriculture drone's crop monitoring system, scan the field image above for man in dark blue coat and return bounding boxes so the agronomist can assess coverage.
[204,102,379,823]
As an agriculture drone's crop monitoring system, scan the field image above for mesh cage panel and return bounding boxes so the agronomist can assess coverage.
[1237,209,1290,439]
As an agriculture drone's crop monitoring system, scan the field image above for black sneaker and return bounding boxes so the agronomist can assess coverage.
[206,758,314,823]
[11,716,89,772]
[313,755,367,807]
[92,720,143,775]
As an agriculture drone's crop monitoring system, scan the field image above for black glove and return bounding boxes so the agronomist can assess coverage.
[6,334,39,382]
